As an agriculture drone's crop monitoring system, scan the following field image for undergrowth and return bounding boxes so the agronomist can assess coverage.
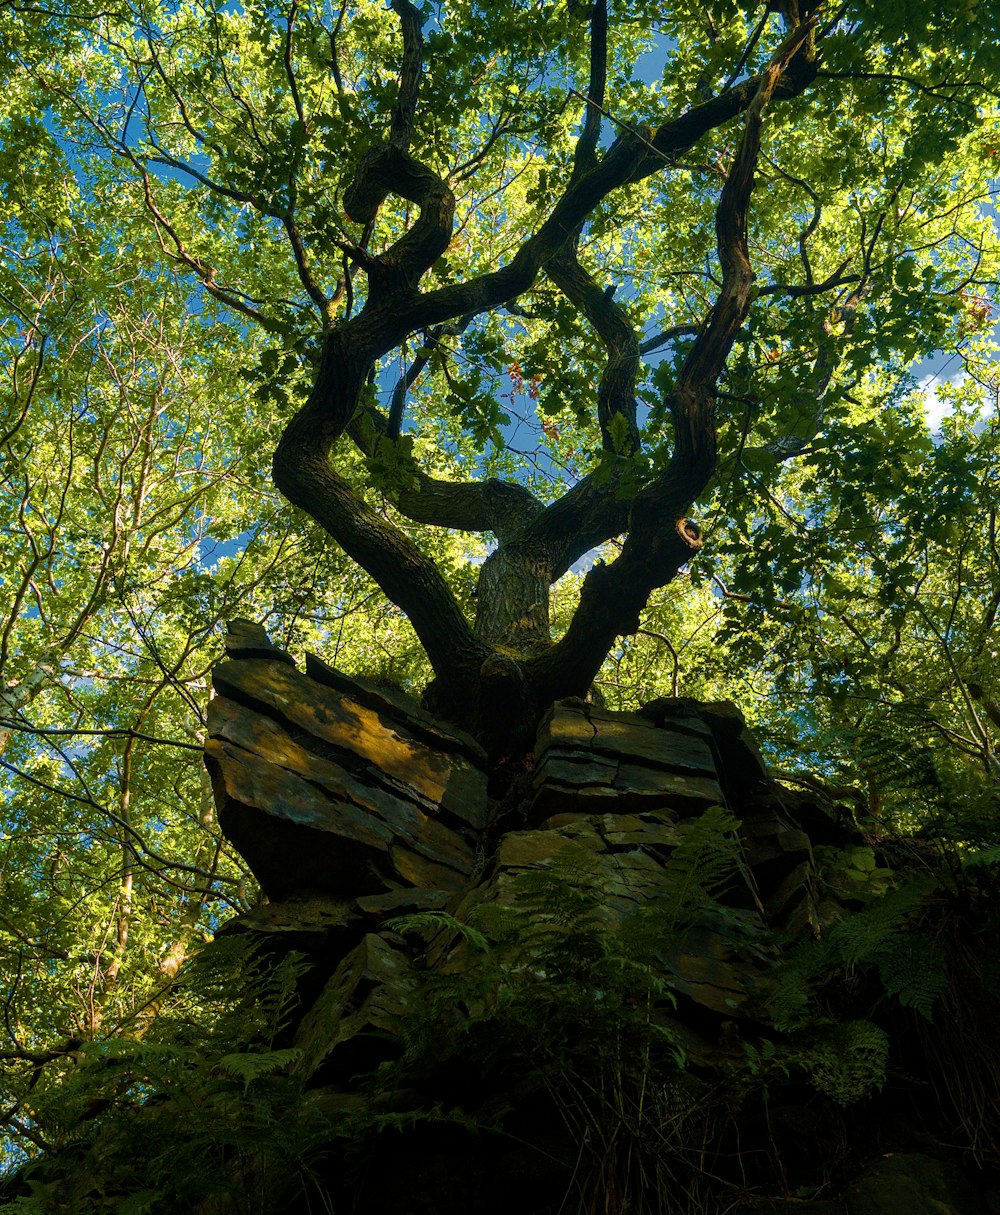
[4,801,1000,1214]
[0,937,336,1214]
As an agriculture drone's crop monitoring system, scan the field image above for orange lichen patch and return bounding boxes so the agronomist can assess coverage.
[212,658,487,830]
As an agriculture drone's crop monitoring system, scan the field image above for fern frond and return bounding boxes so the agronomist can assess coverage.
[218,1047,303,1089]
[827,877,936,966]
[387,910,491,954]
[871,934,948,1021]
[616,807,742,961]
[806,1019,889,1104]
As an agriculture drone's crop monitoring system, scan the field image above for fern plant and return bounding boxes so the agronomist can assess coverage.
[767,867,946,1030]
[741,1017,890,1106]
[383,809,750,1215]
[1,936,336,1215]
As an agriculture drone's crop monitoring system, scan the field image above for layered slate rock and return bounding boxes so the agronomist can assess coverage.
[219,888,455,972]
[429,808,768,1017]
[531,698,725,820]
[294,930,414,1083]
[205,628,886,1121]
[639,696,772,803]
[208,632,834,1024]
[205,621,488,900]
[738,790,820,937]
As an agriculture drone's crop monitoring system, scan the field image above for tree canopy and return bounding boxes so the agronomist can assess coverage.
[1,0,999,1178]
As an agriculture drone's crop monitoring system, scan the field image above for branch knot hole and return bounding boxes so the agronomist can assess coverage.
[675,517,703,550]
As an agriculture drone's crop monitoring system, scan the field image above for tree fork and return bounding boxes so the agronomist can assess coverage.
[272,10,821,754]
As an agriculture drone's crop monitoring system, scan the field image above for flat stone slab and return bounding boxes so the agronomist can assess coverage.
[207,738,474,898]
[663,920,757,1014]
[227,896,358,937]
[531,700,725,820]
[536,699,717,775]
[539,810,685,853]
[305,653,487,766]
[533,754,724,815]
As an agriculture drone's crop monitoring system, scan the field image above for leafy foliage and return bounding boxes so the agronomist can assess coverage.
[0,0,998,1198]
[764,861,947,1031]
[0,937,333,1214]
[742,1018,890,1107]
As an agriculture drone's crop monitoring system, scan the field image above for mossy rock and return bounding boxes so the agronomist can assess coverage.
[844,1154,984,1215]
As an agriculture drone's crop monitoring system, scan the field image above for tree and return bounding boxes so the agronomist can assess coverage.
[8,0,998,759]
[1,0,997,1088]
[2,1,1000,1192]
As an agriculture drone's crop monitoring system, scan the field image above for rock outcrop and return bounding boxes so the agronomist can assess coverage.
[206,623,488,899]
[195,622,991,1214]
[206,623,835,1027]
[4,624,992,1215]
